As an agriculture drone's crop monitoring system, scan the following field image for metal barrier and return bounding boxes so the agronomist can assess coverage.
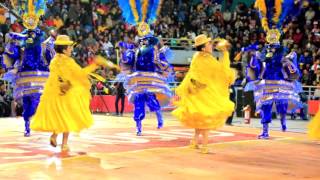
[2,75,318,101]
[93,80,181,95]
[161,38,194,50]
[302,86,318,100]
[92,80,181,110]
[100,81,317,100]
[2,74,318,112]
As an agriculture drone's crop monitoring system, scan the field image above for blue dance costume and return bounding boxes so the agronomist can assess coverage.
[244,0,302,139]
[119,40,172,136]
[117,0,172,135]
[2,0,54,137]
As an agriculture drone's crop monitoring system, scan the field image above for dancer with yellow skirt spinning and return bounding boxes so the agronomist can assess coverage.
[172,34,235,154]
[31,35,114,152]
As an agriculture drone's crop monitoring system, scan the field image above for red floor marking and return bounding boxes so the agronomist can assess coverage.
[0,126,260,164]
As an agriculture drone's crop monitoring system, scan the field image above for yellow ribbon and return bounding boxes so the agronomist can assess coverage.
[142,0,149,22]
[89,73,106,82]
[129,0,140,23]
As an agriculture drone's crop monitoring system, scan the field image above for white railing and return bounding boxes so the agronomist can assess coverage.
[161,38,194,50]
[92,80,181,96]
[302,85,318,100]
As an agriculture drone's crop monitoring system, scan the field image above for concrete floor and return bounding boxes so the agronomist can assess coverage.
[0,113,319,180]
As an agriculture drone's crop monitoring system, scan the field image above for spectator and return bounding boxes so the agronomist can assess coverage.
[310,59,320,83]
[66,24,77,40]
[299,51,313,65]
[0,18,10,35]
[45,15,55,27]
[84,33,97,47]
[313,84,320,100]
[305,7,315,24]
[0,80,12,117]
[10,20,23,33]
[100,36,114,58]
[223,9,232,23]
[114,81,125,116]
[226,85,236,125]
[53,15,64,30]
[291,92,309,120]
[293,28,304,45]
[301,69,312,85]
[0,8,6,24]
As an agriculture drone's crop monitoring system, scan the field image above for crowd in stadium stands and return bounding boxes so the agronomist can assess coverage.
[0,0,319,86]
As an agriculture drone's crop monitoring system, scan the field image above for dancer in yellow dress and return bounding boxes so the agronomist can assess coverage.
[308,108,320,141]
[31,35,109,152]
[172,34,235,153]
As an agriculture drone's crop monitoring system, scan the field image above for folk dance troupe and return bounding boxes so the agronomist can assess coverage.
[0,0,319,153]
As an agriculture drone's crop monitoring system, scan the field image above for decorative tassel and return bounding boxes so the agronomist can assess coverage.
[10,0,17,9]
[129,0,139,24]
[135,0,142,22]
[149,0,161,23]
[10,0,52,18]
[265,0,274,29]
[118,0,136,25]
[254,0,267,18]
[254,0,302,33]
[156,0,163,17]
[145,0,154,23]
[141,0,149,22]
[234,52,242,61]
[27,0,34,14]
[118,0,163,25]
[261,17,269,32]
[254,0,268,31]
[35,0,46,16]
[273,0,282,23]
[277,0,302,29]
